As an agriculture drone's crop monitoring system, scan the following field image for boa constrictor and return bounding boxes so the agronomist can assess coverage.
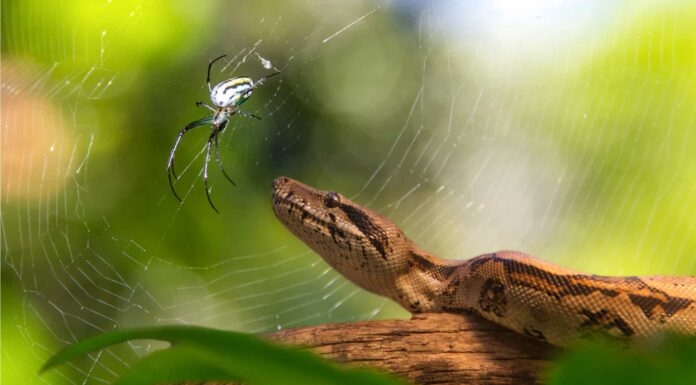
[271,176,696,347]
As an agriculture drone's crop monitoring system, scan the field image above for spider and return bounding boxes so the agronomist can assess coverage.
[167,55,280,213]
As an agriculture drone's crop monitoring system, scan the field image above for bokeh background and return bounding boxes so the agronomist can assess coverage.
[2,0,696,384]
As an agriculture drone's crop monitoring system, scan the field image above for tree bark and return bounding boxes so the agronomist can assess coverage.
[267,312,556,385]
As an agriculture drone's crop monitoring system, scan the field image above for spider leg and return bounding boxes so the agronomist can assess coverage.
[203,133,220,213]
[196,101,216,112]
[254,71,281,88]
[167,116,213,202]
[207,55,227,92]
[168,117,214,179]
[213,122,236,186]
[236,110,262,120]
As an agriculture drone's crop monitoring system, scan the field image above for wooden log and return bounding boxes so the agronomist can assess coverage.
[267,313,556,385]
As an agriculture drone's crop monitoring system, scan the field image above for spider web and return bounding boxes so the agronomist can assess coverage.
[3,1,696,384]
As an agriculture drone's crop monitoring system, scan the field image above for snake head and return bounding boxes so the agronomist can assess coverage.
[271,176,411,297]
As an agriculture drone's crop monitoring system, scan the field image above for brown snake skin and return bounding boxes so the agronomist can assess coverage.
[271,176,696,347]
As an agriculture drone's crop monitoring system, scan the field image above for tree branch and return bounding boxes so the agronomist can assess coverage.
[267,312,556,385]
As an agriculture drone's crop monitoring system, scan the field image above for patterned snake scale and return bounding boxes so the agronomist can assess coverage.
[272,176,696,347]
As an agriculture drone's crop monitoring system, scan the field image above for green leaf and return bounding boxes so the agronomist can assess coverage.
[41,325,406,385]
[112,346,234,385]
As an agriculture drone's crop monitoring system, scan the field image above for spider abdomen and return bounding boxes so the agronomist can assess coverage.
[211,77,254,108]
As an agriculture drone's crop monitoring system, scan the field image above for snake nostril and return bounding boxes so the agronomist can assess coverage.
[273,176,289,190]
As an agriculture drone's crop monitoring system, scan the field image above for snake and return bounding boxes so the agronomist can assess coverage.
[271,176,696,347]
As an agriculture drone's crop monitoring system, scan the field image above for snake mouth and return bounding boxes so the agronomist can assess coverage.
[271,176,291,217]
[271,176,323,230]
[271,176,309,211]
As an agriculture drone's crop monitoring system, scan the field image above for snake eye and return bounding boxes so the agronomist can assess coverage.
[323,192,341,208]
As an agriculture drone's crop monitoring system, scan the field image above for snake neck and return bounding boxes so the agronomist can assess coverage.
[271,176,458,311]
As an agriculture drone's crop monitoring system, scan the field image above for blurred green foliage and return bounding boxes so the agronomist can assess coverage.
[42,325,406,385]
[547,336,696,385]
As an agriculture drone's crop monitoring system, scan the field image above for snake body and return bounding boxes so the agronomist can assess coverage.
[271,176,696,346]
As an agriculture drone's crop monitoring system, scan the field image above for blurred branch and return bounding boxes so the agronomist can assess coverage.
[267,313,555,385]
